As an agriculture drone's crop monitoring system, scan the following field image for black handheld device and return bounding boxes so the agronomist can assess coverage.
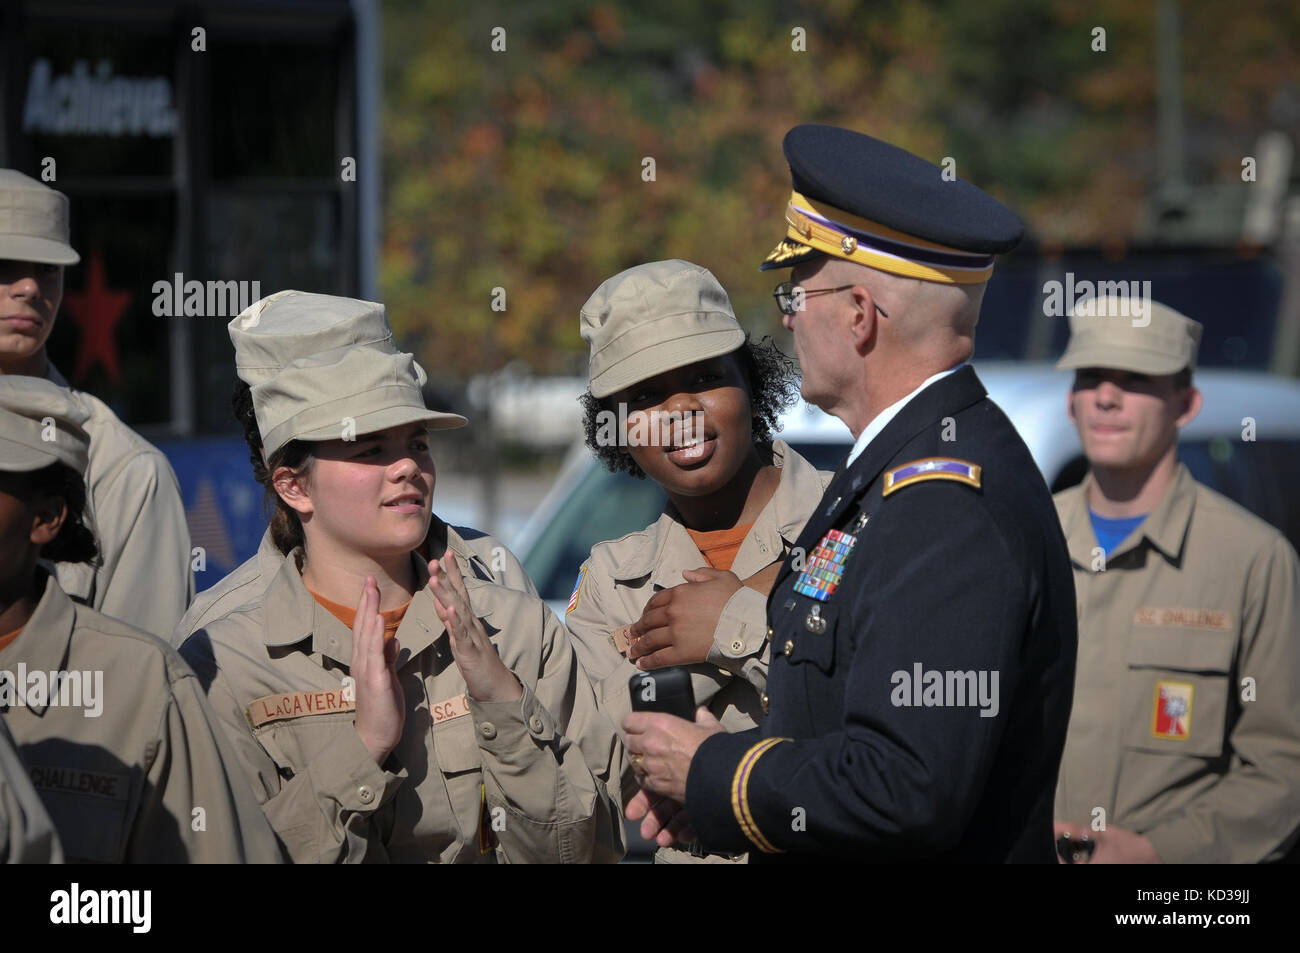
[628,666,697,720]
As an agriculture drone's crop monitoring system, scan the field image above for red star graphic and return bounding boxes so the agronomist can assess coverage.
[63,249,131,385]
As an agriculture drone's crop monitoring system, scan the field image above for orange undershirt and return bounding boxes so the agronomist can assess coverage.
[308,588,411,640]
[0,626,23,655]
[684,522,754,572]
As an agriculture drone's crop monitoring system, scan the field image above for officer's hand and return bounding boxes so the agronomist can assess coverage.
[351,576,406,765]
[624,789,697,847]
[623,706,725,803]
[627,568,743,668]
[429,556,523,704]
[1084,825,1162,864]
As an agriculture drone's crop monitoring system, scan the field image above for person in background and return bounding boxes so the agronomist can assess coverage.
[1052,297,1300,863]
[173,291,536,645]
[179,302,623,862]
[566,259,830,863]
[0,169,192,638]
[0,375,281,862]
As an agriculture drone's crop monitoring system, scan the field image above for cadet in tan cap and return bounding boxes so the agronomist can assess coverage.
[0,169,193,638]
[566,259,829,863]
[1053,296,1300,863]
[1,713,61,863]
[0,375,282,862]
[178,315,623,862]
[173,291,536,644]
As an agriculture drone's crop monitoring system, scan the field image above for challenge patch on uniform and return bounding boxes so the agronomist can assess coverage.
[246,688,355,728]
[28,765,130,801]
[883,457,981,497]
[793,529,857,601]
[567,567,587,614]
[1135,607,1232,631]
[1152,680,1194,740]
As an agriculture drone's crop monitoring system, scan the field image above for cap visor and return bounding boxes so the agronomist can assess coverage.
[295,405,467,443]
[589,328,746,399]
[0,436,63,472]
[1055,346,1187,376]
[0,236,79,266]
[759,238,824,272]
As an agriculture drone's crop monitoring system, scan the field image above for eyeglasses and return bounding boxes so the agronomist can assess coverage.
[772,281,889,317]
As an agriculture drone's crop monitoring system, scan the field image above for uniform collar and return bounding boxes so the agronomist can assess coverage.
[844,362,967,467]
[610,440,821,583]
[44,361,70,388]
[1062,463,1197,567]
[2,571,78,717]
[261,546,496,670]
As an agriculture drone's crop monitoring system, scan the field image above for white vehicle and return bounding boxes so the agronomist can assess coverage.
[514,363,1300,620]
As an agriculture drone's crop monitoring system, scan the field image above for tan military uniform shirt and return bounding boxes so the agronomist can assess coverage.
[0,711,62,863]
[45,364,194,638]
[1054,464,1300,862]
[0,571,282,862]
[179,548,623,863]
[565,441,830,862]
[173,515,536,646]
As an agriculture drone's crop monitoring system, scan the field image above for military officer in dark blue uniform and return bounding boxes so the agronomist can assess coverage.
[623,124,1078,862]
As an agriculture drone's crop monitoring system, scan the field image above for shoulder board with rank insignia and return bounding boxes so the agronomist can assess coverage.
[882,457,981,497]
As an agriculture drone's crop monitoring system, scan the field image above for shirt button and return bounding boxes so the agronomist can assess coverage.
[357,785,375,805]
[528,714,545,734]
[783,639,795,655]
[480,722,497,740]
[730,639,744,654]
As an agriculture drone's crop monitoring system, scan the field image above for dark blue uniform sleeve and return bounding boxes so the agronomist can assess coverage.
[685,481,1033,859]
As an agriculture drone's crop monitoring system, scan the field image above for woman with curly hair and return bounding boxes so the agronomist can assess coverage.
[564,260,832,863]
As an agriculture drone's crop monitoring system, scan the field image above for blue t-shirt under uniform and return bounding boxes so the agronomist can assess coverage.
[1089,510,1148,557]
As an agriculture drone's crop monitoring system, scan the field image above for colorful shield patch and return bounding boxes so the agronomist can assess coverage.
[1152,680,1194,740]
[793,528,857,602]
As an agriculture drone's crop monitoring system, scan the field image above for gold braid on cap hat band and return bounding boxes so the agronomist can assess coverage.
[784,191,995,285]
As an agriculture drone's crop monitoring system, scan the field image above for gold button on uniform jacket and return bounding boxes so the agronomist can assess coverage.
[1054,465,1300,862]
[180,549,624,863]
[1,572,282,863]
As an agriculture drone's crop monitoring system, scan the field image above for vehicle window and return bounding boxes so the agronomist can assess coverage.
[1048,440,1300,554]
[524,440,851,601]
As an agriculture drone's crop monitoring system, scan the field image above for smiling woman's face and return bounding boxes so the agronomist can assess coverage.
[610,352,754,498]
[280,422,435,559]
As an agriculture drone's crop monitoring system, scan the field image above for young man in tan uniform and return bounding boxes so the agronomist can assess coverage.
[173,291,535,644]
[178,321,623,862]
[566,260,831,862]
[0,170,193,637]
[0,375,282,862]
[1053,298,1300,863]
[1,713,61,863]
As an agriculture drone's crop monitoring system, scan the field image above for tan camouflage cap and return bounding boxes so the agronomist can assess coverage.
[229,290,425,386]
[0,375,90,474]
[0,169,80,266]
[581,260,746,399]
[1057,296,1203,376]
[252,347,466,459]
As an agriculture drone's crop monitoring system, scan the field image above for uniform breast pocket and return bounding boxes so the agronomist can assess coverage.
[255,713,358,780]
[784,601,839,675]
[433,713,482,776]
[1123,628,1235,758]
